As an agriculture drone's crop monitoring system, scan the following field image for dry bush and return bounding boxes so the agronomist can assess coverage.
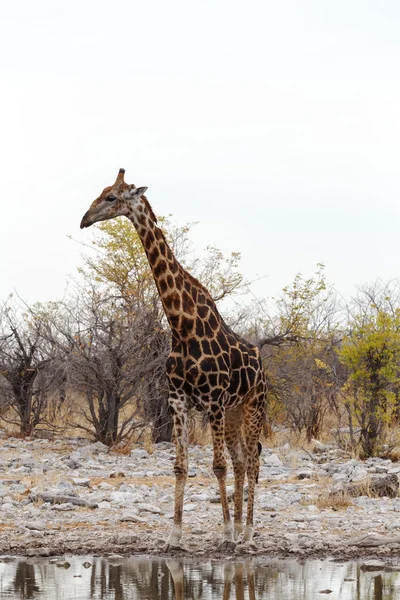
[314,491,353,510]
[111,443,133,456]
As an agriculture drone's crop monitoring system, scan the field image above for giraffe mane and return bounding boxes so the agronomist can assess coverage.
[140,193,215,303]
[185,271,215,301]
[141,195,158,224]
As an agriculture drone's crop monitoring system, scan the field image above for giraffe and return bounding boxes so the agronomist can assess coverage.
[80,169,267,549]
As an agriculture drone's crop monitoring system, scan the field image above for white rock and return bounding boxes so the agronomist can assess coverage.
[98,483,113,491]
[10,466,29,474]
[130,449,150,459]
[263,454,283,467]
[25,522,45,531]
[73,478,91,487]
[119,513,146,523]
[190,493,209,502]
[137,503,163,514]
[158,494,174,503]
[129,471,146,478]
[109,492,133,504]
[51,503,75,511]
[81,442,109,455]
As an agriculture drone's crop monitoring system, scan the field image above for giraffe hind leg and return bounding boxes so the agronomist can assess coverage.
[225,406,246,540]
[243,385,265,543]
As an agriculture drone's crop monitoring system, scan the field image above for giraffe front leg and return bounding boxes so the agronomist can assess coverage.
[166,396,188,550]
[209,410,235,550]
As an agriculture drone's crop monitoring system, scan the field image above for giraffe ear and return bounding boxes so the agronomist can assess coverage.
[135,187,148,196]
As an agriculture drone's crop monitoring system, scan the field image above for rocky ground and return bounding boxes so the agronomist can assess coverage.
[2,430,400,561]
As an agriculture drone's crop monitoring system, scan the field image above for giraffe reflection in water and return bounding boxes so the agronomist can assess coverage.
[167,559,256,600]
[12,562,40,599]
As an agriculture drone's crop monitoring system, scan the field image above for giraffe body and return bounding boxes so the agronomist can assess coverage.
[80,169,267,548]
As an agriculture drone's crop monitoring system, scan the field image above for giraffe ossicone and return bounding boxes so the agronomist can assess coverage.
[80,168,267,550]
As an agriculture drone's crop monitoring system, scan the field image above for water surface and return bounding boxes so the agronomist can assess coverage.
[0,555,399,599]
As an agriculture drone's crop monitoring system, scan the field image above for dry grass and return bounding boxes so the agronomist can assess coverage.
[89,475,177,488]
[111,443,133,456]
[313,491,354,510]
[300,487,354,510]
[61,521,110,530]
[386,448,400,462]
[1,429,26,440]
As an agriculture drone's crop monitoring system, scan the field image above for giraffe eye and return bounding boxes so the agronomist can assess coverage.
[106,195,116,202]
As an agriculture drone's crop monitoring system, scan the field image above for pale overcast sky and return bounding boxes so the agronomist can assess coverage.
[1,1,400,305]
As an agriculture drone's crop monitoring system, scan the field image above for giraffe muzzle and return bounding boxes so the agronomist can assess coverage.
[80,212,92,229]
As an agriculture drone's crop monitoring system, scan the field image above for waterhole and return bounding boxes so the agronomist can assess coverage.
[0,556,399,599]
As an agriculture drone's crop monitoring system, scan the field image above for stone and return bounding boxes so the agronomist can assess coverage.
[374,466,389,474]
[81,441,109,455]
[63,458,82,469]
[312,440,331,453]
[130,449,150,459]
[25,522,45,531]
[73,478,91,487]
[119,514,146,523]
[263,453,283,467]
[56,561,71,568]
[98,483,114,491]
[51,503,75,511]
[110,471,125,478]
[190,493,209,502]
[360,560,386,571]
[137,503,163,515]
[297,471,314,480]
[10,466,29,474]
[115,533,138,545]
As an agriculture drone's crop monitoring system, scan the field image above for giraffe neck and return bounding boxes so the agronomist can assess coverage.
[128,212,220,340]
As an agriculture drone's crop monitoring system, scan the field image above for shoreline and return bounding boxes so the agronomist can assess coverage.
[1,435,400,564]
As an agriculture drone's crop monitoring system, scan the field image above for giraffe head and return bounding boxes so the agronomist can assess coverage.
[80,168,149,229]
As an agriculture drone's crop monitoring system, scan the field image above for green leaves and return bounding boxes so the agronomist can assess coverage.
[338,305,400,457]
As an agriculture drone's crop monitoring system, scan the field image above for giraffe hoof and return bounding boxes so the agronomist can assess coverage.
[218,540,236,553]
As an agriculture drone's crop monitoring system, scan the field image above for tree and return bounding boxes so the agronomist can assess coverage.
[338,305,400,457]
[253,266,342,438]
[36,286,170,446]
[0,297,53,435]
